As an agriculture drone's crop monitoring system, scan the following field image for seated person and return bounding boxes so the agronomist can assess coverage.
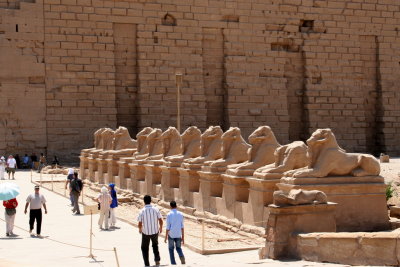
[51,156,60,167]
[30,153,38,169]
[22,154,30,169]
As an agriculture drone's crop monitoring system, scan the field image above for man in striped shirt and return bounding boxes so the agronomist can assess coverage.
[138,195,163,266]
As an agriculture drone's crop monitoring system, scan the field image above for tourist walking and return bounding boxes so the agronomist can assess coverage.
[24,185,47,237]
[0,156,6,180]
[37,153,46,173]
[97,186,112,230]
[108,183,118,227]
[3,197,18,236]
[6,155,17,180]
[65,168,74,206]
[138,195,163,267]
[70,172,83,215]
[164,201,186,265]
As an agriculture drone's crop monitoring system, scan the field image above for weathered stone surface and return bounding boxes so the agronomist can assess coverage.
[261,203,337,260]
[284,129,381,178]
[226,126,280,176]
[278,175,390,231]
[254,141,309,180]
[298,231,400,266]
[1,1,400,161]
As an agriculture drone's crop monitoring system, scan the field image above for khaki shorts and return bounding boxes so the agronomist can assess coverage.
[6,168,15,174]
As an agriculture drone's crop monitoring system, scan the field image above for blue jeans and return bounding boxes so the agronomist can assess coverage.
[168,236,184,265]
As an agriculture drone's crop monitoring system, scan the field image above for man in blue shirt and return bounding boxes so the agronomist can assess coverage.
[164,201,185,265]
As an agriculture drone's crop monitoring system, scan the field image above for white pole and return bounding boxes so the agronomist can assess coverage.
[51,174,54,191]
[202,220,205,252]
[30,169,32,183]
[113,247,120,267]
[89,211,94,258]
[40,172,42,187]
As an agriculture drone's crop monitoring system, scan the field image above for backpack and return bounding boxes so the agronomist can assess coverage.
[71,178,82,193]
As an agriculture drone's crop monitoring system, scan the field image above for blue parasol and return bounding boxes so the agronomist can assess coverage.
[0,182,20,201]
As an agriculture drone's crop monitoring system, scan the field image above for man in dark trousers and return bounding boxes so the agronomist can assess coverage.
[24,185,47,237]
[137,195,163,266]
[70,172,83,215]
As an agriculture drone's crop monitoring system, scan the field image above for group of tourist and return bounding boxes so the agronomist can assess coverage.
[2,168,186,266]
[3,185,47,237]
[0,155,17,180]
[65,172,186,266]
[138,195,186,266]
[0,153,50,180]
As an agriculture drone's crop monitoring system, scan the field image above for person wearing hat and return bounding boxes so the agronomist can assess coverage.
[97,186,112,230]
[108,183,118,227]
[0,156,5,180]
[24,186,47,237]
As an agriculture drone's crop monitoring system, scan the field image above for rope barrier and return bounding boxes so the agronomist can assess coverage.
[0,217,113,251]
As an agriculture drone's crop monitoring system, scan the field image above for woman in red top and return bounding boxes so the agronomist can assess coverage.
[3,198,18,236]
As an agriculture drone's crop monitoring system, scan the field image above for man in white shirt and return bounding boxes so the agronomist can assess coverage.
[24,186,47,237]
[6,155,17,180]
[137,195,163,267]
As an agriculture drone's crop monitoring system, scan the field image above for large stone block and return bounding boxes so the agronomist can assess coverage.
[278,176,390,231]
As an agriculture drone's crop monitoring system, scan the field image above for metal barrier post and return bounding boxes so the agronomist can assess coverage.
[202,220,205,252]
[113,247,120,267]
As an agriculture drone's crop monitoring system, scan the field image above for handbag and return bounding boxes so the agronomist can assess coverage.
[5,208,16,216]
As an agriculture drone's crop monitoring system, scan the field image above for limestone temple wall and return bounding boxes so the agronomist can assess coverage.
[1,0,400,160]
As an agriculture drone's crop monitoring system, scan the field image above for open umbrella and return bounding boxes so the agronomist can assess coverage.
[0,182,20,201]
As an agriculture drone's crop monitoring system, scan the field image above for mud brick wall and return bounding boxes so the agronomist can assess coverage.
[0,0,46,156]
[1,0,400,161]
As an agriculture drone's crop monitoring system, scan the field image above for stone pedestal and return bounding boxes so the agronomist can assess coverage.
[278,176,390,231]
[160,166,180,202]
[129,160,146,193]
[88,157,98,182]
[87,150,102,181]
[262,203,337,260]
[117,157,136,189]
[143,161,163,196]
[215,174,249,220]
[244,177,280,227]
[176,165,201,207]
[194,170,224,214]
[106,158,118,185]
[96,154,110,184]
[79,155,88,180]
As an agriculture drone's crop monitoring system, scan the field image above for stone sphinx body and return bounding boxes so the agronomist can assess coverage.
[205,127,251,170]
[98,128,115,151]
[273,189,328,206]
[284,128,380,178]
[226,126,280,176]
[107,126,137,156]
[132,127,153,157]
[145,127,183,162]
[164,126,201,166]
[135,128,164,160]
[254,141,309,179]
[182,126,223,167]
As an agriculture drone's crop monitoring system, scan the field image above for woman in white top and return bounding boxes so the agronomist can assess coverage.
[97,186,112,230]
[0,157,5,180]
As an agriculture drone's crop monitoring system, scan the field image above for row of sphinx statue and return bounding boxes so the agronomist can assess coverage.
[82,125,380,179]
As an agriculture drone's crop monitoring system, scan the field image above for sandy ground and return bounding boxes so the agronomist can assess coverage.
[380,158,400,205]
[0,170,350,267]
